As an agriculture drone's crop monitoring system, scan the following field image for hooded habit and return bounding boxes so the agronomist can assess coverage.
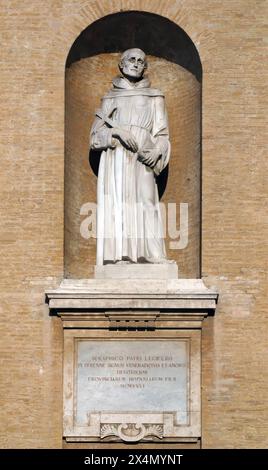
[90,75,171,265]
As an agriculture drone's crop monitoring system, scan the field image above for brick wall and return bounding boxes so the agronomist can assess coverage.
[0,0,267,448]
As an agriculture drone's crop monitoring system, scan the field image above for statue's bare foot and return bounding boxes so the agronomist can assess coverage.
[139,257,175,265]
[115,257,134,265]
[104,257,134,265]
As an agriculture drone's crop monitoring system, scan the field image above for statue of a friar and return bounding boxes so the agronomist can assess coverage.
[90,48,171,266]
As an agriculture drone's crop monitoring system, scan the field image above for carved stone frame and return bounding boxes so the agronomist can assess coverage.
[63,329,200,443]
[46,278,218,444]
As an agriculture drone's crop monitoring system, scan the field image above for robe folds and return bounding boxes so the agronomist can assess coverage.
[90,76,171,265]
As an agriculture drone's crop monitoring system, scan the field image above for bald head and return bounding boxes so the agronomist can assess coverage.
[119,48,147,81]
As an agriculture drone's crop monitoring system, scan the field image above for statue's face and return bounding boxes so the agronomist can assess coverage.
[121,50,146,80]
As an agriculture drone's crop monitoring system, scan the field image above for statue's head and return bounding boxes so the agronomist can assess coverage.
[119,48,147,81]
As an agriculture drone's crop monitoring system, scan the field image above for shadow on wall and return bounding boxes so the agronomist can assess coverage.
[66,11,202,83]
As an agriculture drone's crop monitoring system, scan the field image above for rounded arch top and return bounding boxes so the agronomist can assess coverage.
[66,11,202,83]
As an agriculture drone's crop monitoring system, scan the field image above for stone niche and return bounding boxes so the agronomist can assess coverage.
[64,11,202,279]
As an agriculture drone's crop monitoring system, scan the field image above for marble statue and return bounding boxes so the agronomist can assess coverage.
[90,48,171,266]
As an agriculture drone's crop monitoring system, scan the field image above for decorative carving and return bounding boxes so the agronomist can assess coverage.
[118,423,146,442]
[100,424,119,439]
[100,422,163,442]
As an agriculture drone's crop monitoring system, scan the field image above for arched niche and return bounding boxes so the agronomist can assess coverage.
[65,11,202,279]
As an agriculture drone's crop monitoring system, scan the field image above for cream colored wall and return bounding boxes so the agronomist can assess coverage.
[0,0,267,448]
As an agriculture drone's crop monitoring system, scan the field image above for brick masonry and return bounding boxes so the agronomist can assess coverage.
[0,0,267,448]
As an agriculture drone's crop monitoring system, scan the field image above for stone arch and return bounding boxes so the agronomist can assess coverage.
[64,11,202,278]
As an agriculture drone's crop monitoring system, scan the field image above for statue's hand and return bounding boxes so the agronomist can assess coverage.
[138,148,161,169]
[112,128,138,153]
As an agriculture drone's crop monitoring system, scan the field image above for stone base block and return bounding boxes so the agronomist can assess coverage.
[94,263,178,279]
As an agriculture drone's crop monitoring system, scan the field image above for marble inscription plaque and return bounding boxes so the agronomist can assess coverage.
[76,340,188,425]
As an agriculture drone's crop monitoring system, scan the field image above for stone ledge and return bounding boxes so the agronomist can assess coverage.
[47,277,215,293]
[46,278,218,323]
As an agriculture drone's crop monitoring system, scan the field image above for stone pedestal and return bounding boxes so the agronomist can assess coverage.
[46,278,218,445]
[94,263,179,279]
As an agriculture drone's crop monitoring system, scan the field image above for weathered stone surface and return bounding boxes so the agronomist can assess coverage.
[46,278,218,314]
[62,327,201,442]
[76,340,188,417]
[94,263,179,279]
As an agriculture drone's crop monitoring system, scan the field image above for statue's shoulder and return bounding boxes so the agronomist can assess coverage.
[102,76,165,99]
